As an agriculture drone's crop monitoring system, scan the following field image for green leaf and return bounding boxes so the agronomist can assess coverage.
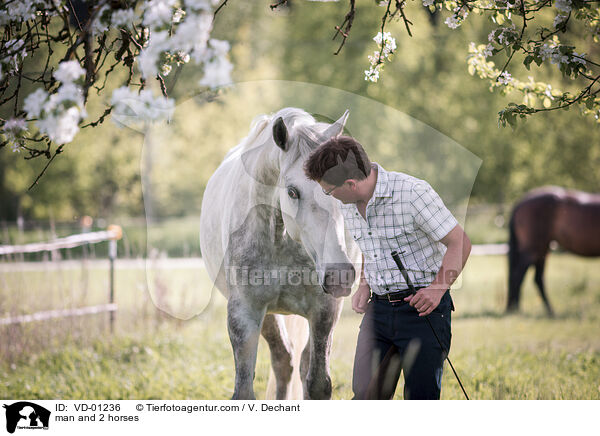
[585,98,595,109]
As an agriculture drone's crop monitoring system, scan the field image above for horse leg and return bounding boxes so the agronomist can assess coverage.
[302,300,341,400]
[534,257,554,317]
[507,257,530,313]
[299,341,310,395]
[261,314,294,399]
[227,298,265,400]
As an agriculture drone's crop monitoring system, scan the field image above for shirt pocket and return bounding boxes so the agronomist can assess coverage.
[381,227,407,252]
[351,228,363,242]
[350,229,367,253]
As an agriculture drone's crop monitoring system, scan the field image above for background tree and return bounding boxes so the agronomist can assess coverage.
[1,0,599,224]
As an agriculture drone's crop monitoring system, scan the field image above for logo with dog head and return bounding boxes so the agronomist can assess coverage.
[2,402,50,434]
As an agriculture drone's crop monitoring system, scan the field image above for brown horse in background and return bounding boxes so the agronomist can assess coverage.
[507,186,600,316]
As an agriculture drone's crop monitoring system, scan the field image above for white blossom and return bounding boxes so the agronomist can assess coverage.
[482,44,494,58]
[365,31,396,82]
[0,1,36,25]
[176,13,213,63]
[54,61,85,83]
[137,11,215,79]
[23,78,86,144]
[3,117,28,149]
[24,88,49,118]
[422,0,435,6]
[177,51,191,63]
[445,16,460,29]
[36,82,86,143]
[538,42,586,66]
[90,4,111,34]
[172,8,185,23]
[4,118,28,132]
[373,32,396,51]
[572,52,586,65]
[37,106,82,144]
[369,32,396,65]
[184,0,213,12]
[553,14,567,29]
[496,25,517,45]
[364,67,380,82]
[1,39,28,77]
[111,87,175,125]
[198,40,233,88]
[555,0,572,13]
[51,82,85,108]
[111,8,137,28]
[368,51,382,65]
[144,0,177,29]
[497,71,513,85]
[138,31,170,78]
[445,7,469,29]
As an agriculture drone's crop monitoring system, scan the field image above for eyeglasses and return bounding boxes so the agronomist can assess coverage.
[322,184,341,196]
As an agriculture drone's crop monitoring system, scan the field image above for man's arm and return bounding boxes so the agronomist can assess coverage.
[404,224,471,316]
[351,254,371,313]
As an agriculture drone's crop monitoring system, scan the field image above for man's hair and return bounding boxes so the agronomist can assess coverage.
[304,136,371,186]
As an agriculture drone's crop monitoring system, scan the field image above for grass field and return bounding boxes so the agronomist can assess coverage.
[1,254,599,400]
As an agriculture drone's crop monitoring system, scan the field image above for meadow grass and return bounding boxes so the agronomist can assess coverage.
[1,254,599,400]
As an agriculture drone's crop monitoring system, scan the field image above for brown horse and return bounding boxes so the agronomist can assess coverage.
[507,186,600,315]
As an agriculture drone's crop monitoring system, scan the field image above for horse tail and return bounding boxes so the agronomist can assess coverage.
[265,315,309,400]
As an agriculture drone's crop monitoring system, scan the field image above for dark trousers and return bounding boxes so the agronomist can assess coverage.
[352,291,453,400]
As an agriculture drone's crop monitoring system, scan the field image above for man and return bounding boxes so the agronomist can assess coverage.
[304,135,471,400]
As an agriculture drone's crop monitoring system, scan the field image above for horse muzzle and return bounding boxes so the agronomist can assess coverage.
[321,264,356,298]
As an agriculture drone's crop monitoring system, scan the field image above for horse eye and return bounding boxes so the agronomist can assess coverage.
[287,187,299,199]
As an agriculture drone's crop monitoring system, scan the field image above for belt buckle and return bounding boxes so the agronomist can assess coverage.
[386,292,404,303]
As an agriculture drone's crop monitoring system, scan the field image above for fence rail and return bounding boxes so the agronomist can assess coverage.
[0,304,118,326]
[0,229,120,255]
[470,243,509,256]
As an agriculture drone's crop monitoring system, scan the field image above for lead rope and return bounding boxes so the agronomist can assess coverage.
[391,251,470,400]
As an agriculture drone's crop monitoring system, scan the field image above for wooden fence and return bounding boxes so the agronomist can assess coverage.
[0,226,122,331]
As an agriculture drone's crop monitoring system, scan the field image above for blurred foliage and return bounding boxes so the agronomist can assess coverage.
[1,0,599,223]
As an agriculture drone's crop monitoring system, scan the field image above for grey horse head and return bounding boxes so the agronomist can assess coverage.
[269,108,356,298]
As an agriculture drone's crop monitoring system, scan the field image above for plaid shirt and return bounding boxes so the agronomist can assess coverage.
[340,163,458,295]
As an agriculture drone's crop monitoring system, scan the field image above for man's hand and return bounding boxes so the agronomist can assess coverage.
[404,287,446,316]
[352,282,371,313]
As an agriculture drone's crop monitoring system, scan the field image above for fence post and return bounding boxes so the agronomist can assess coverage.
[107,225,122,333]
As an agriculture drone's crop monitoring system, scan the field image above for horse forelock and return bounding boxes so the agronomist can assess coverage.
[239,108,336,187]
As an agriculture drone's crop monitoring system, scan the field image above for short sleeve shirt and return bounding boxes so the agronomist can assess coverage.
[340,163,458,295]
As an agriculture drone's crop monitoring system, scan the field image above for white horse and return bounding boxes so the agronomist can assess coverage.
[200,107,361,399]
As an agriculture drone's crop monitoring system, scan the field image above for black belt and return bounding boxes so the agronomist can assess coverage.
[371,287,424,303]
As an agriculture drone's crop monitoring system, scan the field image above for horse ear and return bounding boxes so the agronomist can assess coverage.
[322,110,349,139]
[273,117,288,151]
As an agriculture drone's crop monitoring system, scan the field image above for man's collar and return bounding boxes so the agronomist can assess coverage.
[372,162,392,198]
